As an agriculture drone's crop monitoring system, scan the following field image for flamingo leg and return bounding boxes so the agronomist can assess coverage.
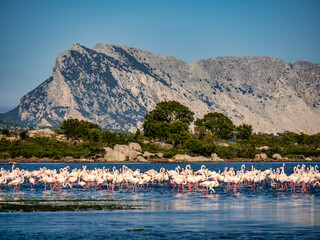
[172,184,176,193]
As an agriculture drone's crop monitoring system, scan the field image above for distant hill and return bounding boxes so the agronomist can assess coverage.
[1,43,319,134]
[0,106,15,113]
[0,119,21,130]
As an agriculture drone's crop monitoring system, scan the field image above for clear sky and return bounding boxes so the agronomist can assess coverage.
[0,0,319,110]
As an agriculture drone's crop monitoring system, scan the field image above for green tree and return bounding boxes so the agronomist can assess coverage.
[168,120,191,147]
[194,125,218,144]
[144,101,194,124]
[103,130,130,147]
[19,130,29,141]
[235,124,253,140]
[60,119,102,140]
[184,139,206,155]
[88,128,102,142]
[195,112,235,140]
[1,129,10,137]
[143,101,194,145]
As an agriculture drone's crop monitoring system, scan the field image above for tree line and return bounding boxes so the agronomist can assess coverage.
[1,100,319,160]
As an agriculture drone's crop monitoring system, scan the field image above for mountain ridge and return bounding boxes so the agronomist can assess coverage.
[1,43,319,134]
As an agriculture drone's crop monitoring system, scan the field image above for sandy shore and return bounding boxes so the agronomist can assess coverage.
[0,157,319,164]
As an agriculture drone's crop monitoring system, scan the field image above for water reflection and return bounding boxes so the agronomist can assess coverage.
[0,162,319,239]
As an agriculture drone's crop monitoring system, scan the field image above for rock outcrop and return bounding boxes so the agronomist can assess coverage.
[172,153,224,162]
[255,153,268,160]
[28,128,56,138]
[104,143,142,161]
[1,43,319,134]
[211,153,224,161]
[272,153,282,160]
[173,154,193,161]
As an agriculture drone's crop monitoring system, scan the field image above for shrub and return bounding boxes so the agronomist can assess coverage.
[1,129,10,137]
[184,139,206,155]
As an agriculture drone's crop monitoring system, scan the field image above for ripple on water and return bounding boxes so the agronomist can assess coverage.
[0,162,320,239]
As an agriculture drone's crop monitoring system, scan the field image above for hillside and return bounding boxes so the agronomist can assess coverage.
[1,43,319,133]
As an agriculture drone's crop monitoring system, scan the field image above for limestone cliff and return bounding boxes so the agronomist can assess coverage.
[1,43,319,134]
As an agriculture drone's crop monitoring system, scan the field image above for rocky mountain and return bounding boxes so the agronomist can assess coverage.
[0,120,21,130]
[1,43,319,134]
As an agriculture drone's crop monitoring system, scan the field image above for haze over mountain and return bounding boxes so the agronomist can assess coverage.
[1,43,319,134]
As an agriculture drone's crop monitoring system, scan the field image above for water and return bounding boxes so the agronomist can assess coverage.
[0,162,320,239]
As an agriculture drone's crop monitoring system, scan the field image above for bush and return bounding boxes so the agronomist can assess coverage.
[184,139,206,155]
[103,130,131,147]
[60,119,102,140]
[235,124,253,140]
[1,129,10,137]
[195,112,235,140]
[19,130,29,141]
[0,137,105,159]
[163,150,185,158]
[0,151,10,159]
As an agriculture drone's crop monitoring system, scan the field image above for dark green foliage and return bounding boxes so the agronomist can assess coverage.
[143,101,194,146]
[88,128,103,142]
[167,120,191,147]
[1,114,319,160]
[235,124,253,140]
[194,125,217,144]
[144,101,194,124]
[163,149,186,158]
[60,119,102,141]
[19,130,29,141]
[184,139,206,155]
[0,137,104,159]
[195,112,235,140]
[103,130,131,147]
[143,121,170,141]
[1,129,10,136]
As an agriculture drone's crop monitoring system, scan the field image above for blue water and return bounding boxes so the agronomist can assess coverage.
[0,162,320,239]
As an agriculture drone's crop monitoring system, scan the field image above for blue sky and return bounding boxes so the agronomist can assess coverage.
[0,0,319,109]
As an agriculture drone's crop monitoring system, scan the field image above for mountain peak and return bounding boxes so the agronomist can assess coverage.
[70,43,86,51]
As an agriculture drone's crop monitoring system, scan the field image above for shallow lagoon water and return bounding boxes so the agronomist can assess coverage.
[0,162,320,239]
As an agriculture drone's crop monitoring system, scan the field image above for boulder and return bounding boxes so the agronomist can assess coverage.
[114,144,138,160]
[5,136,20,141]
[173,154,192,161]
[152,141,174,150]
[103,147,113,159]
[255,153,268,160]
[29,128,56,138]
[114,144,131,155]
[143,151,154,158]
[305,157,312,161]
[211,153,224,161]
[256,146,270,150]
[216,142,229,147]
[272,153,282,160]
[106,150,126,161]
[191,156,211,162]
[137,156,148,162]
[156,153,164,158]
[128,150,139,161]
[55,134,67,141]
[128,142,142,152]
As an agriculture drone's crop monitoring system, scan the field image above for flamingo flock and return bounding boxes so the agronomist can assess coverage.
[0,164,319,194]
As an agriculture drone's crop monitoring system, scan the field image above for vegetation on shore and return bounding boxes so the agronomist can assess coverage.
[1,101,319,161]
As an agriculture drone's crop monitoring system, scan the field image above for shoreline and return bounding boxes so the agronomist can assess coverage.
[1,157,319,164]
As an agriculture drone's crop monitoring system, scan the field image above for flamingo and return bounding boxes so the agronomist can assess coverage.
[171,175,185,193]
[8,177,24,192]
